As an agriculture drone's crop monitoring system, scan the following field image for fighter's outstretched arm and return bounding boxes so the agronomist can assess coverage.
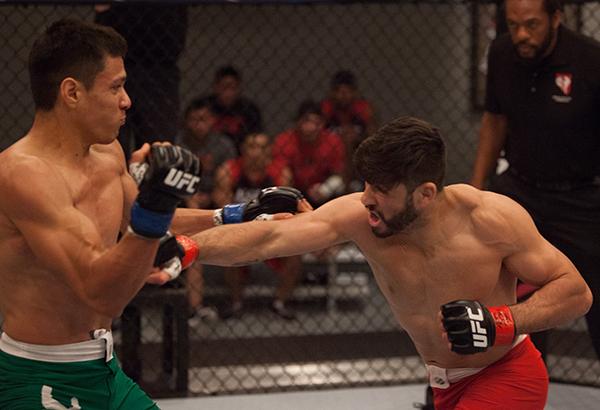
[192,193,363,266]
[123,144,309,237]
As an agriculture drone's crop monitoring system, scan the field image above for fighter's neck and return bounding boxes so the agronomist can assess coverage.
[28,112,93,161]
[394,190,451,248]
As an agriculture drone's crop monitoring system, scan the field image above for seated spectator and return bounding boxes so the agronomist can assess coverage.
[321,70,376,191]
[177,97,237,325]
[177,97,237,209]
[213,133,302,320]
[206,65,263,152]
[273,100,346,207]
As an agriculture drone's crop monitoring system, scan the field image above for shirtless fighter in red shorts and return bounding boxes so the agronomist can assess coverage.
[190,116,592,409]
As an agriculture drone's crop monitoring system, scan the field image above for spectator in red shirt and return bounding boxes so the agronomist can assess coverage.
[213,133,302,320]
[273,100,346,207]
[321,70,376,192]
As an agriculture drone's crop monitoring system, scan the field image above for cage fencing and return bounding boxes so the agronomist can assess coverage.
[1,0,599,398]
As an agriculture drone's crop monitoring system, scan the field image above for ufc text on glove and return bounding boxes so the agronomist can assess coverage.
[440,300,516,355]
[130,145,201,238]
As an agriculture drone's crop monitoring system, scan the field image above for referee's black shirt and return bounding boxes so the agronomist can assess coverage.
[485,25,600,182]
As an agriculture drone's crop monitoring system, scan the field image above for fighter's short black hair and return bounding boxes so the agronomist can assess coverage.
[29,18,127,111]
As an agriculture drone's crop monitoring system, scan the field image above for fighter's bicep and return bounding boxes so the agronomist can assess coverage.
[277,213,345,251]
[2,166,102,279]
[268,196,357,255]
[496,201,570,286]
[15,186,103,267]
[503,235,569,287]
[15,209,102,279]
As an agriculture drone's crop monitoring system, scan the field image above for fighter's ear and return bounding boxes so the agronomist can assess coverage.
[59,77,82,108]
[412,182,437,209]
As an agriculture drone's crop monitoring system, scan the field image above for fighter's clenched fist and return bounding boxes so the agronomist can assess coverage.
[441,300,516,354]
[130,144,202,238]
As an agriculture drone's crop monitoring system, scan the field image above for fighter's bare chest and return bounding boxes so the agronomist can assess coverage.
[366,236,502,306]
[61,162,124,243]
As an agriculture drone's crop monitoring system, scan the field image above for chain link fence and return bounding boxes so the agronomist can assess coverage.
[1,0,600,399]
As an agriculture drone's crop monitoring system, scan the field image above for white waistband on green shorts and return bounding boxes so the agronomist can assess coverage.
[0,329,114,363]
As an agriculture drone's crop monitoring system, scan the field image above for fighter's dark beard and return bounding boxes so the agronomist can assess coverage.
[372,200,419,238]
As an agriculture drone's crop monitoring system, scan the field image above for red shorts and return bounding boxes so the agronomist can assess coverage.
[432,337,548,410]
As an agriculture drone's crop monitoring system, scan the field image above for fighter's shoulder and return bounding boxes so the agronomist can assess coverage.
[0,149,69,214]
[0,147,58,185]
[458,185,532,245]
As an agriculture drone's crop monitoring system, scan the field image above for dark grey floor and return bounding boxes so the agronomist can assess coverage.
[157,383,600,410]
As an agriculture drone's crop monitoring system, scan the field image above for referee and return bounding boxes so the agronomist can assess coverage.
[471,0,600,362]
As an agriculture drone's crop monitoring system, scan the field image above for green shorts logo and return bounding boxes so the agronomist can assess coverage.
[41,385,81,410]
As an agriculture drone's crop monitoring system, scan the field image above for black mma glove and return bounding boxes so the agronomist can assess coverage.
[440,300,516,355]
[154,233,200,281]
[130,145,201,238]
[213,186,303,225]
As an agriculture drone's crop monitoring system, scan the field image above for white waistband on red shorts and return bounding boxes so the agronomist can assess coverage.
[0,329,113,363]
[426,334,527,389]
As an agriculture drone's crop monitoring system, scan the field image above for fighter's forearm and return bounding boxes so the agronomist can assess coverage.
[85,233,159,317]
[171,208,217,236]
[193,196,349,266]
[510,274,592,335]
[88,208,214,316]
[192,221,280,266]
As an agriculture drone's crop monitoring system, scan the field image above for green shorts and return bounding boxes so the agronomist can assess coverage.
[0,333,159,410]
